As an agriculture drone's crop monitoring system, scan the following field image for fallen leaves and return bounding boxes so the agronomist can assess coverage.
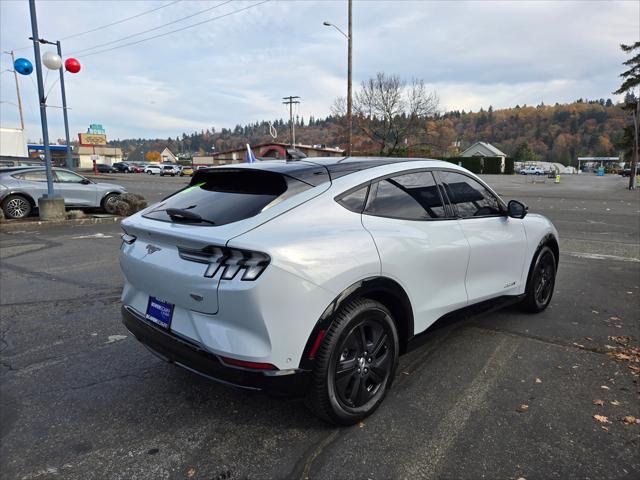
[622,416,640,425]
[600,385,610,390]
[593,399,605,406]
[358,421,365,428]
[610,400,621,406]
[608,335,633,346]
[535,378,542,384]
[593,414,610,424]
[186,468,196,478]
[516,404,529,413]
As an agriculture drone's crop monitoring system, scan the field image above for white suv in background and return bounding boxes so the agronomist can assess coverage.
[144,165,161,175]
[119,158,559,425]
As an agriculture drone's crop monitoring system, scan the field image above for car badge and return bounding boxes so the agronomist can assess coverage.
[146,244,161,255]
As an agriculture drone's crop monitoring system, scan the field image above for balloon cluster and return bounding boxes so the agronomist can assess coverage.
[13,53,81,75]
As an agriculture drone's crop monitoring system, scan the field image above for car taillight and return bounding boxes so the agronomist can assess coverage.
[178,245,270,281]
[121,232,136,244]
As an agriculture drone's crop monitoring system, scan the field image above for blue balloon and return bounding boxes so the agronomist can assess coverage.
[14,58,33,75]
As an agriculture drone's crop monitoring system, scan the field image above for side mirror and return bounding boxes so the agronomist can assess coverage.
[507,200,527,219]
[81,178,92,185]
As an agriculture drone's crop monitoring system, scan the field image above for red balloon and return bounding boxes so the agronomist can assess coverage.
[65,58,81,73]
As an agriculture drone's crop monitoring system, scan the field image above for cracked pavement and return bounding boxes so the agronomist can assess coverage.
[1,174,638,479]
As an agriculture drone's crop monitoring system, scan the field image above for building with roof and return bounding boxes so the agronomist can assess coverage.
[161,147,177,163]
[196,142,344,166]
[461,141,507,160]
[461,141,508,173]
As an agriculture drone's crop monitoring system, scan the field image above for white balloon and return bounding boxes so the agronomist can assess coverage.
[42,51,62,70]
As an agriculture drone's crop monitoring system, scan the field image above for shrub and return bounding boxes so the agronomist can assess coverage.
[67,210,85,219]
[112,193,148,217]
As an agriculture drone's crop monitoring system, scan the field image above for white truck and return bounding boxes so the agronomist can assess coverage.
[520,166,545,175]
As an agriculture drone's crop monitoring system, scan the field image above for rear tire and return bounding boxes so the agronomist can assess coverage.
[2,194,32,219]
[306,298,399,425]
[521,245,557,313]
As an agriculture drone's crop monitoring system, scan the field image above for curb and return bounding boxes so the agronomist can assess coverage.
[0,215,122,232]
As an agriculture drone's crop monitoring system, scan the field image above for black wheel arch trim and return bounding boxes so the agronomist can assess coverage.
[525,234,559,289]
[299,276,414,370]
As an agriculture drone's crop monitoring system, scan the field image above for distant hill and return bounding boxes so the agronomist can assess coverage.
[111,99,629,165]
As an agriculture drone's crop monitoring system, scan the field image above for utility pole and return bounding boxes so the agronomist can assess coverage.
[56,41,73,170]
[28,0,55,198]
[5,51,25,130]
[347,0,352,156]
[282,96,300,146]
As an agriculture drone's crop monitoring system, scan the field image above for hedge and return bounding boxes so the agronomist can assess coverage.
[504,158,515,175]
[482,157,502,174]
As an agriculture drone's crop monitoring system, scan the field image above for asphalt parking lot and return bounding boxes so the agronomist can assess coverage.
[1,173,639,480]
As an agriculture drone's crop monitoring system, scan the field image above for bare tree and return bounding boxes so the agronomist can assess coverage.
[334,73,439,155]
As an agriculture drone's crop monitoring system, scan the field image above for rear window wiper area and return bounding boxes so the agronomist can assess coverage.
[165,208,216,225]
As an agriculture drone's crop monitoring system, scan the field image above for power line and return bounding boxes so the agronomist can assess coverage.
[76,0,270,59]
[68,0,233,56]
[11,0,183,52]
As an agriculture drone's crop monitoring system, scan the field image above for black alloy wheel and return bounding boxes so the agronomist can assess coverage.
[522,245,557,312]
[307,298,399,425]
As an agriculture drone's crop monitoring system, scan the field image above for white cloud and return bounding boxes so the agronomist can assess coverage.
[1,0,637,141]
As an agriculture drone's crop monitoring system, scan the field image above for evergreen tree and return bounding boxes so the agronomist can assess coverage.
[613,41,640,189]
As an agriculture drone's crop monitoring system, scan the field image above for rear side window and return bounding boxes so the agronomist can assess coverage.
[143,169,313,226]
[13,171,47,182]
[366,171,446,220]
[439,171,502,218]
[337,185,369,213]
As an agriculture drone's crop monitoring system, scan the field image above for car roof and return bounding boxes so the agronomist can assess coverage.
[195,157,461,185]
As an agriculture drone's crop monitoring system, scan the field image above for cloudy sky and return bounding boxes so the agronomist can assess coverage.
[0,0,638,142]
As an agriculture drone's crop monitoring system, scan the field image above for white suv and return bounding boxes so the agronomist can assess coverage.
[120,158,559,425]
[144,165,161,175]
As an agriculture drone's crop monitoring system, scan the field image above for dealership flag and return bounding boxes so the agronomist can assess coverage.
[245,144,257,163]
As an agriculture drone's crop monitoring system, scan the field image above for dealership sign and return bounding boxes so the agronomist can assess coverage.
[79,133,107,145]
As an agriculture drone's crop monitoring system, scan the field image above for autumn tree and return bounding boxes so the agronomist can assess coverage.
[614,41,640,189]
[513,142,538,163]
[333,72,439,155]
[145,151,161,163]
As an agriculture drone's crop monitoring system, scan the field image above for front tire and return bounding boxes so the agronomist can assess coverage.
[102,193,120,214]
[521,245,557,313]
[306,298,399,425]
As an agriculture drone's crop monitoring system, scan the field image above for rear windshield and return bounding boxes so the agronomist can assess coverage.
[143,169,313,226]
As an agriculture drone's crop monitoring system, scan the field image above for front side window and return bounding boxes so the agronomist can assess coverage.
[55,170,85,183]
[439,171,502,218]
[365,171,446,220]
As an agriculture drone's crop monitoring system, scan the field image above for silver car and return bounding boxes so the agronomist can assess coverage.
[0,167,126,219]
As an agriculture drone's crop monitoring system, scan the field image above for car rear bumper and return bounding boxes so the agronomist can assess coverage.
[121,305,312,396]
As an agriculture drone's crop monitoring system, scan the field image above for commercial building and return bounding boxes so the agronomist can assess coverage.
[196,142,344,167]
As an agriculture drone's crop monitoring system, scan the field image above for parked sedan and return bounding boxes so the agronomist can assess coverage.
[96,163,117,173]
[120,158,559,425]
[0,167,126,219]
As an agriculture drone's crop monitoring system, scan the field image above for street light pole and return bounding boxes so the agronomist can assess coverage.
[324,0,353,156]
[5,51,25,130]
[28,0,55,197]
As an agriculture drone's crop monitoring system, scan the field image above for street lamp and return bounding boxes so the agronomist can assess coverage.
[323,0,352,156]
